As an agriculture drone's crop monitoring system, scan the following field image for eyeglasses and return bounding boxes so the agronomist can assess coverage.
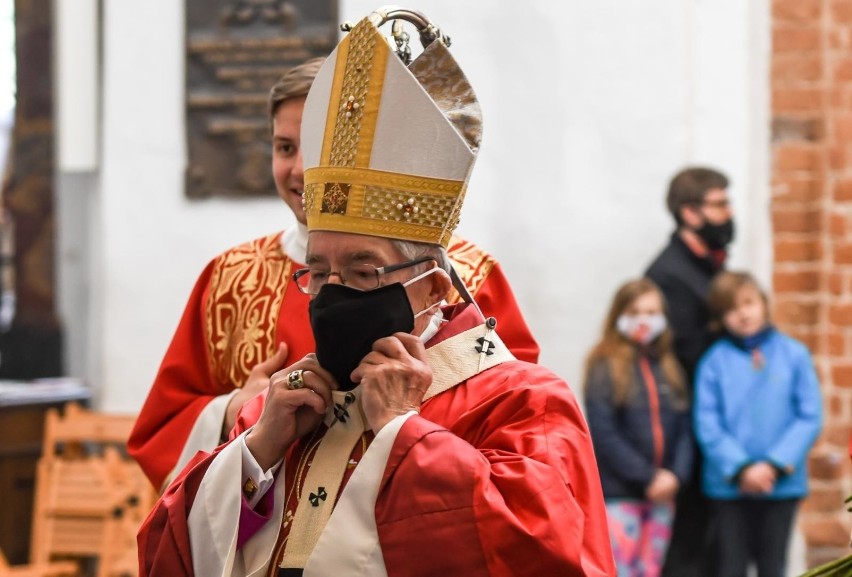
[700,198,731,210]
[292,256,434,295]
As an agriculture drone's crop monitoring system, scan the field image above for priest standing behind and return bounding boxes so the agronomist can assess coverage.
[138,7,614,577]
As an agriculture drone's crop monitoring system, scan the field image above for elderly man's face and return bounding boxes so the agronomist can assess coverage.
[305,231,437,335]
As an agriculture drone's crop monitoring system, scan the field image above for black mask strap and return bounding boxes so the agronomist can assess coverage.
[449,264,484,320]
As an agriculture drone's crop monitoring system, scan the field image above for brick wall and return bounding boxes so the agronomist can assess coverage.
[772,0,852,568]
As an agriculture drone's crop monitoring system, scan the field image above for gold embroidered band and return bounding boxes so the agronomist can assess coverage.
[304,166,466,247]
[322,15,388,169]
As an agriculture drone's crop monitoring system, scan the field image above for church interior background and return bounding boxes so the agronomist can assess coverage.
[0,0,849,574]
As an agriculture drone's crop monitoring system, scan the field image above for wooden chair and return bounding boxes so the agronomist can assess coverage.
[27,403,155,577]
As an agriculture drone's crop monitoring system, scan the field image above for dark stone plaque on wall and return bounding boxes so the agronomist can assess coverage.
[186,0,338,198]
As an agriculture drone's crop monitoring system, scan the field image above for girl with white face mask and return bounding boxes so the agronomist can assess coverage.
[583,278,692,577]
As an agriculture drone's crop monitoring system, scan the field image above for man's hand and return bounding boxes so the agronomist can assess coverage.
[351,333,433,433]
[245,354,337,470]
[739,462,777,495]
[645,468,680,503]
[222,342,290,438]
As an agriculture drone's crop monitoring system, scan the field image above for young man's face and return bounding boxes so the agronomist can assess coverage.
[699,188,733,225]
[272,97,306,224]
[680,187,733,228]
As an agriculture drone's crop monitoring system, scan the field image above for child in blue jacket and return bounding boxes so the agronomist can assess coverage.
[694,271,823,577]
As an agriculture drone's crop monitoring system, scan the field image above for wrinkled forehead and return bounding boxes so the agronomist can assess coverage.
[305,231,404,265]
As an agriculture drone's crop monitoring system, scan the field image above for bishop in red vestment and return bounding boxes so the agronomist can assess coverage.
[128,58,539,491]
[139,302,614,577]
[138,8,613,575]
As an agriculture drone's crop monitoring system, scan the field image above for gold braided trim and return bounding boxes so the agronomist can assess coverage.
[306,166,465,195]
[205,233,291,389]
[304,166,466,247]
[446,236,497,304]
[324,19,388,169]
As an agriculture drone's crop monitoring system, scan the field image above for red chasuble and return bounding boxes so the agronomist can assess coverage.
[137,305,614,577]
[128,232,540,490]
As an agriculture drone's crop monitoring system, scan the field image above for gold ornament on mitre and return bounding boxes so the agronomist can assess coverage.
[301,6,482,248]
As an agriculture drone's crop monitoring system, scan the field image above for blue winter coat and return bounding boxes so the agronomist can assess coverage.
[694,329,823,500]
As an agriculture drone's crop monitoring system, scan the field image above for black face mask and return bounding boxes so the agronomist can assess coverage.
[695,218,735,250]
[309,282,415,391]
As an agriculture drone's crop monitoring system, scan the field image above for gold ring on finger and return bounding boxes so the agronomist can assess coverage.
[287,369,306,390]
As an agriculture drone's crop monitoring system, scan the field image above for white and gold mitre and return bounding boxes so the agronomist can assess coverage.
[301,9,482,248]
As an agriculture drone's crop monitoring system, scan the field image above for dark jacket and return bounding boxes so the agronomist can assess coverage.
[585,357,694,500]
[645,232,721,383]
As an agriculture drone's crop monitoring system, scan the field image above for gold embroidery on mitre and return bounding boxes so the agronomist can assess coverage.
[305,18,475,249]
[327,20,388,169]
[303,182,321,214]
[445,236,496,304]
[304,166,466,247]
[363,187,457,227]
[320,182,350,214]
[205,233,291,389]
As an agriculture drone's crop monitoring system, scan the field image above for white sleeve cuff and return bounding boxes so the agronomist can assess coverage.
[371,411,417,450]
[239,431,282,509]
[165,391,239,491]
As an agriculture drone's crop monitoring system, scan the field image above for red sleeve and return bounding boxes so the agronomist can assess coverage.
[137,451,215,577]
[375,366,614,577]
[128,260,225,489]
[232,388,268,439]
[473,263,540,363]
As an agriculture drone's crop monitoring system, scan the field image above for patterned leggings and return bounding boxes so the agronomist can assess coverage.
[605,499,675,577]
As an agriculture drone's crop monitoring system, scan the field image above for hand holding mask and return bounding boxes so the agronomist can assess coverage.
[245,354,337,470]
[350,332,433,433]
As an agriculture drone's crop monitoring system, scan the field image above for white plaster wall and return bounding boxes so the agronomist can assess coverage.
[55,0,98,171]
[341,0,772,392]
[95,1,295,410]
[85,0,772,416]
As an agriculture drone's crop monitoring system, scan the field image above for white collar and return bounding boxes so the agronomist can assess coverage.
[280,222,308,264]
[419,307,445,343]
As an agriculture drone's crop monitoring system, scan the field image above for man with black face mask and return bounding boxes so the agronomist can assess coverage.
[645,165,734,577]
[128,57,539,495]
[138,8,614,577]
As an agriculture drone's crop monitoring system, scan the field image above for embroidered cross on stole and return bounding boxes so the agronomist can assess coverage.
[279,389,366,572]
[277,318,516,574]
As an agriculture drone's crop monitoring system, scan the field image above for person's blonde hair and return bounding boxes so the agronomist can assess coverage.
[584,278,686,406]
[267,57,326,130]
[707,271,769,332]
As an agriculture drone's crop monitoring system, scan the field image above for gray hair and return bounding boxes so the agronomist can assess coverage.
[390,239,452,274]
